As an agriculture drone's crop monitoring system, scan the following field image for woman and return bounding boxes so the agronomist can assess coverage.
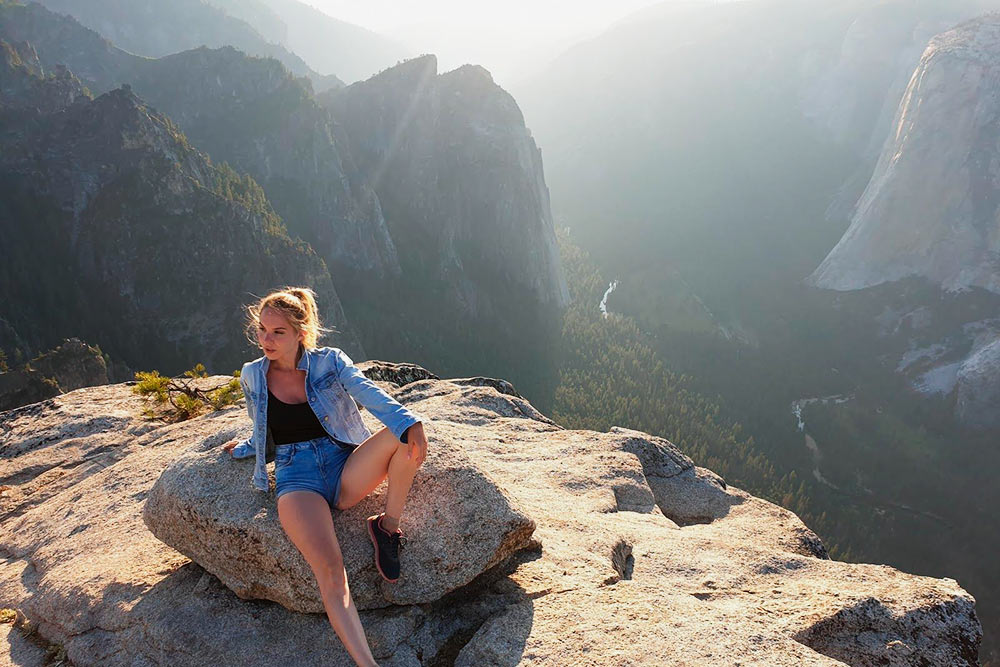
[222,286,427,667]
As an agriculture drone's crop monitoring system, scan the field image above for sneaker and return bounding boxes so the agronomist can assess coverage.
[367,514,407,582]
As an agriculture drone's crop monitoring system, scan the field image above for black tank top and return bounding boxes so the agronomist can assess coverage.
[267,388,329,445]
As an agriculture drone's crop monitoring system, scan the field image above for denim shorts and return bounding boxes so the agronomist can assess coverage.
[274,434,359,506]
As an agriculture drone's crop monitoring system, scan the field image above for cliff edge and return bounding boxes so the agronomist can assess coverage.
[0,362,982,665]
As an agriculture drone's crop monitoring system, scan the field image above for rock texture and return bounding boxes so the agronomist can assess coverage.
[808,15,1000,295]
[143,429,536,612]
[0,361,982,665]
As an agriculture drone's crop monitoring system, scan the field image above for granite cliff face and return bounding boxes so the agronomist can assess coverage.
[955,335,1000,429]
[322,55,570,320]
[0,40,358,374]
[798,0,1000,221]
[131,46,400,282]
[0,365,983,665]
[807,15,1000,295]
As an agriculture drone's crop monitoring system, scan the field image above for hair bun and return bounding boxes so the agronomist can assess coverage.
[243,286,334,351]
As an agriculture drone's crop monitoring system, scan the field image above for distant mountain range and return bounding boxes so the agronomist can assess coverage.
[0,37,346,372]
[29,0,411,86]
[0,0,568,385]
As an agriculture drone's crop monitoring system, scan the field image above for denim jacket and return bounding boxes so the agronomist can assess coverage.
[231,345,423,491]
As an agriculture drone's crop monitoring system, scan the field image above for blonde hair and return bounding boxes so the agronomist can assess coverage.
[244,286,333,350]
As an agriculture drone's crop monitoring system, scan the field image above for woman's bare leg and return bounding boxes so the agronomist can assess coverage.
[277,490,377,667]
[335,427,422,527]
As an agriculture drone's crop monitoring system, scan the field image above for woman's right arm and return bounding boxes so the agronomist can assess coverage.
[224,371,255,458]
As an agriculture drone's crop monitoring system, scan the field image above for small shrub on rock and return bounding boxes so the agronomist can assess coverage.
[133,365,243,422]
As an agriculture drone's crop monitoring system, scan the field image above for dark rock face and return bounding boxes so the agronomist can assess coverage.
[0,40,355,375]
[0,4,397,286]
[131,46,401,283]
[322,55,570,321]
[0,338,109,412]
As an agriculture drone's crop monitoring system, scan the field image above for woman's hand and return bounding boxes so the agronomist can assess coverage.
[405,422,428,466]
[221,439,238,457]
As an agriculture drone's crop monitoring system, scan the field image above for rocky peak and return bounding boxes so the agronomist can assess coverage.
[0,39,88,114]
[323,55,571,316]
[438,63,526,127]
[368,52,437,87]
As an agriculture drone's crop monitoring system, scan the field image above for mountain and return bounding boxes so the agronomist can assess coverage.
[129,46,401,282]
[807,14,1000,296]
[805,14,1000,431]
[211,0,412,83]
[0,2,570,391]
[507,3,1000,659]
[27,0,344,92]
[1,0,570,402]
[798,0,999,221]
[0,1,399,286]
[0,39,358,374]
[510,0,1000,313]
[321,55,570,317]
[511,0,865,304]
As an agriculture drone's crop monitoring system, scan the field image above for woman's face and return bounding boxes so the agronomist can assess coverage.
[257,307,303,362]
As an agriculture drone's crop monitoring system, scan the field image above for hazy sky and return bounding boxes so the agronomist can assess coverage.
[302,0,668,85]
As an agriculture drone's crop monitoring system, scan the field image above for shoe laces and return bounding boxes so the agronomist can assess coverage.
[378,517,407,549]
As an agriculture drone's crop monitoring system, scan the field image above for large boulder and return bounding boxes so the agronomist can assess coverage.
[142,428,536,612]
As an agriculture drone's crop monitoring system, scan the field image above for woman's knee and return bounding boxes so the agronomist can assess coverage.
[333,496,355,511]
[396,442,423,468]
[312,553,347,590]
